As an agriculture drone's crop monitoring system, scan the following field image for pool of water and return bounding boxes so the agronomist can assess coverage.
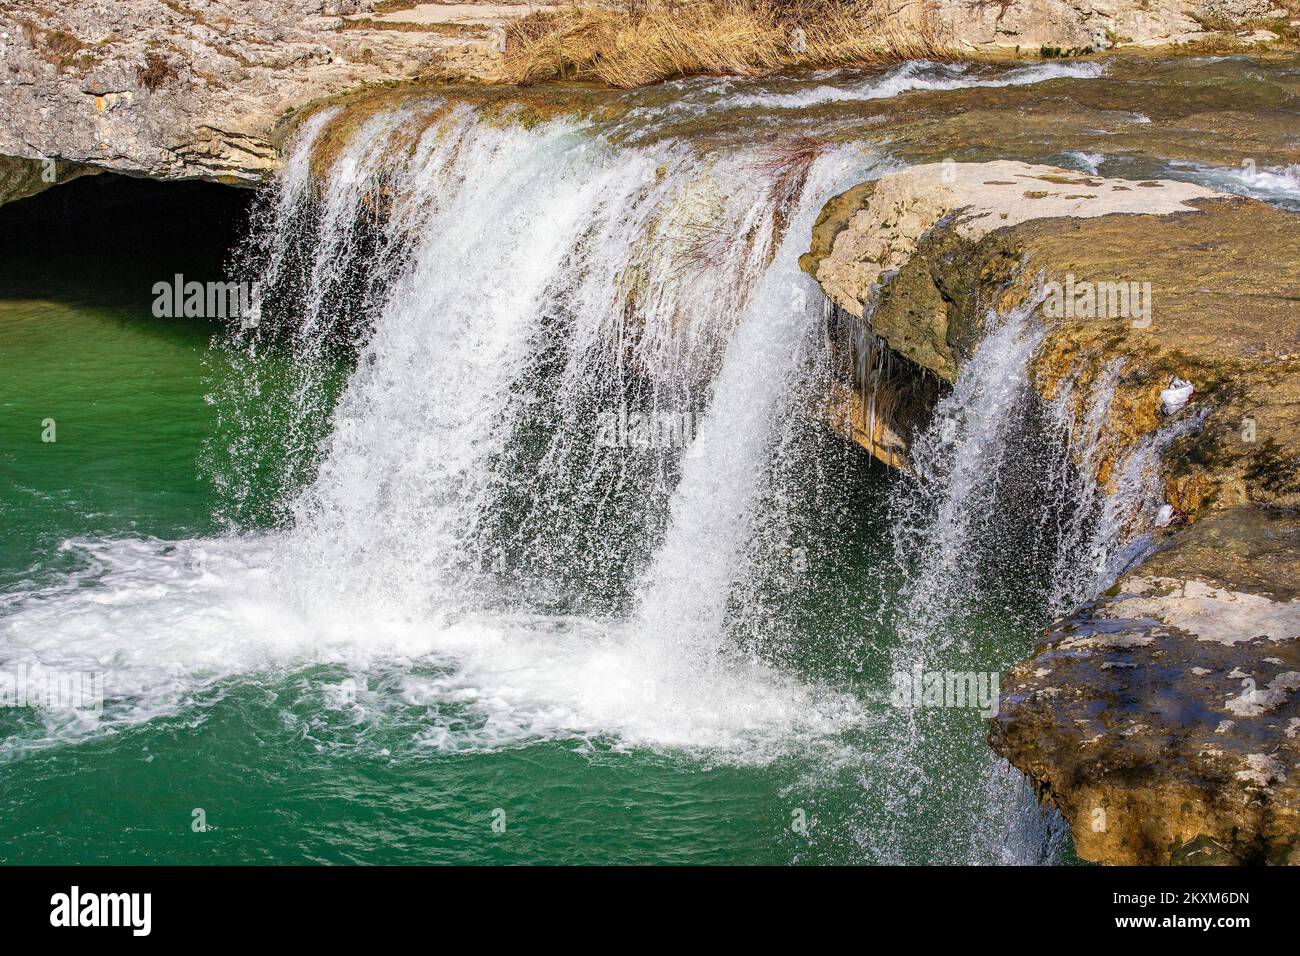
[10,52,1291,865]
[0,173,1059,864]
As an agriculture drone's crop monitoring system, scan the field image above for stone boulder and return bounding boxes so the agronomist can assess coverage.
[991,506,1300,864]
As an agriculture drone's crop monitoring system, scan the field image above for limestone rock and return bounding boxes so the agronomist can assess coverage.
[806,161,1300,861]
[931,0,1276,53]
[990,506,1300,865]
[804,162,1300,515]
[0,0,523,186]
[805,161,1220,378]
[0,154,98,206]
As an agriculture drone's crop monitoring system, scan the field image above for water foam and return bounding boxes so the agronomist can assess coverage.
[2,102,873,765]
[625,59,1105,120]
[1166,159,1300,209]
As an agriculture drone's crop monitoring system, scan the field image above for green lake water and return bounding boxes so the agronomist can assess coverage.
[0,283,919,864]
[0,178,1047,864]
[0,279,938,864]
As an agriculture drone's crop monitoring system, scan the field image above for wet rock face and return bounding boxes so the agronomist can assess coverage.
[805,162,1300,512]
[990,507,1300,865]
[0,1,514,185]
[805,159,1300,863]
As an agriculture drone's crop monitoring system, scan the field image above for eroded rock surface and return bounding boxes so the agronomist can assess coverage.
[990,507,1300,864]
[0,154,98,206]
[933,0,1292,54]
[804,160,1300,862]
[805,161,1220,378]
[1,2,1293,189]
[804,161,1300,511]
[0,1,517,185]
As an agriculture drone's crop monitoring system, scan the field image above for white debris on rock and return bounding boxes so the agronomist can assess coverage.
[1160,376,1195,415]
[1235,753,1287,787]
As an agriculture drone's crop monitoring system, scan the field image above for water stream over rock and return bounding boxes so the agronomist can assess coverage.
[2,54,1297,864]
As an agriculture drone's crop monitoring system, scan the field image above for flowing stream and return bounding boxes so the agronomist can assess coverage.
[2,54,1296,864]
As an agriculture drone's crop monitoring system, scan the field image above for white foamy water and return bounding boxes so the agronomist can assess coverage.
[0,534,865,760]
[1,101,873,764]
[1063,150,1105,175]
[890,294,1051,663]
[1166,159,1300,208]
[623,59,1105,122]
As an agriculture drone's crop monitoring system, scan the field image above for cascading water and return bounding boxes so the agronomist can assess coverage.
[2,57,1215,863]
[871,285,1208,863]
[842,296,1069,863]
[248,101,875,755]
[2,99,884,765]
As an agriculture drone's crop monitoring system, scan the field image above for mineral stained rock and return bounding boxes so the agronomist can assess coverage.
[991,507,1300,865]
[804,160,1300,863]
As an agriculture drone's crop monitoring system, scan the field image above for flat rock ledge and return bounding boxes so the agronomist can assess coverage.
[804,160,1221,380]
[804,160,1300,863]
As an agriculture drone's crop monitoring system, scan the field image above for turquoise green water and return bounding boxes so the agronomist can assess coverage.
[0,291,1051,863]
[0,300,217,585]
[0,293,863,863]
[0,167,1059,867]
[0,293,862,863]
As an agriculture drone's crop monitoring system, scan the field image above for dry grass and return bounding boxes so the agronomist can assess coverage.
[137,50,180,91]
[20,21,98,71]
[502,0,955,87]
[338,17,466,35]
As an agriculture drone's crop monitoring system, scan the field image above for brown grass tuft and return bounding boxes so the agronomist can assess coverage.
[668,219,741,278]
[502,0,955,88]
[337,17,465,35]
[137,50,180,91]
[20,22,98,72]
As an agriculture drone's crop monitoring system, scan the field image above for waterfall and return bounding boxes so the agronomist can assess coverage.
[889,295,1052,665]
[241,101,877,755]
[843,296,1065,863]
[2,66,1185,863]
[0,99,884,763]
[875,286,1204,863]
